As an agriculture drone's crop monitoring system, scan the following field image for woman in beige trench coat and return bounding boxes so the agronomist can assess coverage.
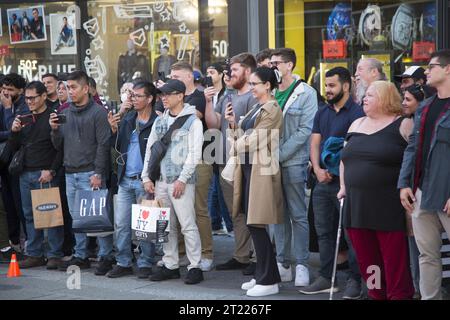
[224,67,284,297]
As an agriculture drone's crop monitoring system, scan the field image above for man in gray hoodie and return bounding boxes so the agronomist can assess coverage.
[49,70,113,275]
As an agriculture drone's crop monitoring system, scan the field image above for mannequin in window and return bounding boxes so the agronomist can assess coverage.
[152,47,176,82]
[117,39,151,92]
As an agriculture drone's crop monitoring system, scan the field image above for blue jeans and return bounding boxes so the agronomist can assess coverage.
[207,172,233,232]
[274,165,310,266]
[115,176,155,268]
[20,170,64,258]
[312,180,360,280]
[65,171,113,260]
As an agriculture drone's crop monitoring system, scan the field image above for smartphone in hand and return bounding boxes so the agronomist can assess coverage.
[56,114,66,124]
[19,114,35,126]
[205,76,213,88]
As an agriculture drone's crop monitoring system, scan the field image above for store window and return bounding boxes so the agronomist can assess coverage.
[199,0,229,70]
[0,2,79,81]
[274,1,438,96]
[85,0,201,101]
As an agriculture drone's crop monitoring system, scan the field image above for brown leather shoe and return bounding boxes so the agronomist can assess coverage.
[19,256,46,269]
[46,257,62,270]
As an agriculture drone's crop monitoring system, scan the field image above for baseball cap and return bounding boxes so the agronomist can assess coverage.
[193,70,202,82]
[394,66,426,82]
[157,79,186,94]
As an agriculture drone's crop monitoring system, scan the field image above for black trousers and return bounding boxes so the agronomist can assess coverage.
[241,164,280,285]
[248,225,281,285]
[0,170,25,244]
[57,168,75,256]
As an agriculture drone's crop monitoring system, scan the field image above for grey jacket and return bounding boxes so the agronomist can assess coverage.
[51,98,111,175]
[398,95,450,211]
[279,77,318,167]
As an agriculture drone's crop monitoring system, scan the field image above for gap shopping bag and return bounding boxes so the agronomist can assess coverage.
[31,183,64,229]
[72,189,114,233]
[131,198,170,243]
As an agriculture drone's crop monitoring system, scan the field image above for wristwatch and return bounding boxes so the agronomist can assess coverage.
[49,170,57,177]
[93,173,102,179]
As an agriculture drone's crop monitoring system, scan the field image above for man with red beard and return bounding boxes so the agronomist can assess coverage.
[204,52,258,275]
[354,58,386,105]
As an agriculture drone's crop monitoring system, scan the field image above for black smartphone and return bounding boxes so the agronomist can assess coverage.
[19,114,34,126]
[205,76,213,88]
[158,71,166,82]
[56,113,67,124]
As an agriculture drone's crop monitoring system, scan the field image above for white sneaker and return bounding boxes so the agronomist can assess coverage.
[277,262,293,282]
[295,264,310,287]
[199,258,215,272]
[246,284,279,297]
[156,260,164,267]
[241,278,256,290]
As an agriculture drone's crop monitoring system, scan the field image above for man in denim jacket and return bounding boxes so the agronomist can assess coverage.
[269,48,318,288]
[398,50,450,300]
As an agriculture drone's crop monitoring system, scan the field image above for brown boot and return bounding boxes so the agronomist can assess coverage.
[46,257,62,270]
[19,256,46,269]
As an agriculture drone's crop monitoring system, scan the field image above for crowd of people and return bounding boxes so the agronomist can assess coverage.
[0,48,449,300]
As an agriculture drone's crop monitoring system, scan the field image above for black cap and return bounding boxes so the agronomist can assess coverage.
[157,79,186,94]
[394,66,426,83]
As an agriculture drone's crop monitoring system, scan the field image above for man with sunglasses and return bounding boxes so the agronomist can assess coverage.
[399,49,450,300]
[0,73,29,255]
[106,81,158,279]
[10,81,63,269]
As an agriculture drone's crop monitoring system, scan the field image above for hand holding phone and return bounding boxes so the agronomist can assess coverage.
[56,113,66,124]
[205,76,213,88]
[19,114,35,127]
[224,102,235,126]
[158,71,166,82]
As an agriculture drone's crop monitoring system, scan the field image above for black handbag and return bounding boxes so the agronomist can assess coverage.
[147,115,191,182]
[8,146,25,175]
[0,141,14,170]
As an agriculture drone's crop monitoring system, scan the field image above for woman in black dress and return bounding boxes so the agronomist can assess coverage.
[337,81,415,300]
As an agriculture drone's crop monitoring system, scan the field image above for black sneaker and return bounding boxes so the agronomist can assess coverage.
[106,265,134,278]
[150,266,180,281]
[242,262,256,276]
[58,256,91,271]
[95,257,115,276]
[184,268,203,285]
[136,267,153,279]
[216,258,249,270]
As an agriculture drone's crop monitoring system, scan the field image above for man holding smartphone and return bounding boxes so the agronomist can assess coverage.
[49,70,113,275]
[204,53,259,275]
[0,73,29,254]
[10,81,64,269]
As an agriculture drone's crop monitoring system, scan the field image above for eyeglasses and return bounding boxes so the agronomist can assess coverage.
[24,94,42,102]
[248,81,265,87]
[160,92,181,97]
[131,94,148,99]
[426,63,445,70]
[269,61,287,67]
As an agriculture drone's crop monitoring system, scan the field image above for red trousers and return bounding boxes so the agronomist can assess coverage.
[347,228,414,300]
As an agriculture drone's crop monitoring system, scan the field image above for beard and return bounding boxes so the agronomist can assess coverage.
[355,80,369,105]
[326,88,345,105]
[231,73,247,90]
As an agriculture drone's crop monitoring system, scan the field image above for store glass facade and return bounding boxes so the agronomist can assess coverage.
[274,0,438,96]
[0,0,229,101]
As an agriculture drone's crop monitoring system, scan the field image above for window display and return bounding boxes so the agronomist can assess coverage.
[274,1,438,97]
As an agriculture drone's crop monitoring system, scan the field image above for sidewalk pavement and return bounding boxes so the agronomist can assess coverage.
[0,234,351,300]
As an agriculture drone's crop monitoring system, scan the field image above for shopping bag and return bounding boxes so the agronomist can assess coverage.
[31,184,64,229]
[86,193,117,237]
[131,199,170,243]
[72,189,114,233]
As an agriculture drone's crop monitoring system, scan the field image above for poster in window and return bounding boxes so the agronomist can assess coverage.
[50,14,77,55]
[7,5,47,44]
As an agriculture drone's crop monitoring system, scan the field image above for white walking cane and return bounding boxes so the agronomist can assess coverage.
[329,197,345,300]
